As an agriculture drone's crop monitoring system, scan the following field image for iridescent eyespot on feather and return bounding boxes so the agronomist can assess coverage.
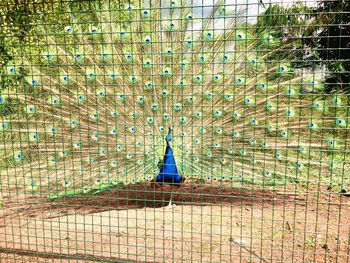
[277,64,291,73]
[64,26,73,34]
[213,109,222,118]
[244,97,254,106]
[296,162,304,170]
[198,127,206,134]
[239,149,246,156]
[29,132,39,142]
[145,81,153,91]
[102,53,111,61]
[313,101,324,111]
[141,9,150,19]
[308,122,318,130]
[129,75,138,84]
[179,59,188,69]
[90,26,98,35]
[75,53,84,62]
[124,4,134,11]
[285,108,296,117]
[0,96,6,104]
[163,67,172,77]
[15,151,24,161]
[86,70,96,80]
[129,112,138,120]
[266,103,276,112]
[222,54,231,63]
[194,111,202,119]
[250,118,258,126]
[232,131,240,138]
[205,91,214,100]
[73,142,82,149]
[136,96,145,105]
[91,133,100,141]
[261,141,269,149]
[266,124,274,131]
[119,30,127,40]
[163,113,170,121]
[43,52,54,61]
[248,137,256,145]
[6,65,16,75]
[187,97,194,104]
[151,103,159,111]
[179,116,186,124]
[232,112,241,120]
[335,118,347,127]
[263,170,271,177]
[185,40,193,48]
[147,117,154,124]
[332,96,342,106]
[59,150,68,158]
[275,152,282,160]
[125,54,134,63]
[165,21,177,31]
[161,89,168,98]
[193,75,202,83]
[235,31,245,40]
[143,35,151,45]
[142,58,152,68]
[250,59,257,66]
[169,0,178,8]
[110,128,118,135]
[298,146,308,154]
[26,105,36,114]
[215,128,222,135]
[70,119,79,128]
[1,122,8,131]
[204,31,214,41]
[280,130,288,138]
[174,103,182,111]
[223,94,233,101]
[129,126,137,133]
[100,149,108,156]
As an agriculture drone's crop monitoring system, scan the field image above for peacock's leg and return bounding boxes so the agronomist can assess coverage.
[166,192,174,209]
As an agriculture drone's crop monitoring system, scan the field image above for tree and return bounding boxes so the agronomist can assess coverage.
[256,3,318,68]
[314,0,350,91]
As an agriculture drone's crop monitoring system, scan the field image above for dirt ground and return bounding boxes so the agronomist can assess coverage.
[0,182,349,263]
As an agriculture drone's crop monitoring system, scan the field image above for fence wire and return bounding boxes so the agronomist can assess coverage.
[0,0,349,262]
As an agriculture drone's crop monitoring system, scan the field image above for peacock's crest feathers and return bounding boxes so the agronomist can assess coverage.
[1,0,347,198]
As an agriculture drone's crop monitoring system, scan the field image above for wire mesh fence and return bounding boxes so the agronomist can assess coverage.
[0,0,349,262]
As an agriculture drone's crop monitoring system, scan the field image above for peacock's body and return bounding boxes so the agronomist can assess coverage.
[0,1,347,198]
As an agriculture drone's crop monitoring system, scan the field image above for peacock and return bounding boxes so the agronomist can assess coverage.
[0,0,348,200]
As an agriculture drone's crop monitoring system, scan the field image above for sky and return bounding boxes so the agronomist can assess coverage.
[192,0,318,22]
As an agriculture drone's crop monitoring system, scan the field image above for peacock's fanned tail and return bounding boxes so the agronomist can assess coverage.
[0,1,347,197]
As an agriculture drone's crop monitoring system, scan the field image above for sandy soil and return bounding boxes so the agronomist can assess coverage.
[0,182,349,262]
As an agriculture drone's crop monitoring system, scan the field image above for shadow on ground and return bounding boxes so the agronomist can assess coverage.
[47,181,304,215]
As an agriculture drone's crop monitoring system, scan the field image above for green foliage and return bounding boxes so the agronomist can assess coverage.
[313,0,350,91]
[256,3,318,67]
